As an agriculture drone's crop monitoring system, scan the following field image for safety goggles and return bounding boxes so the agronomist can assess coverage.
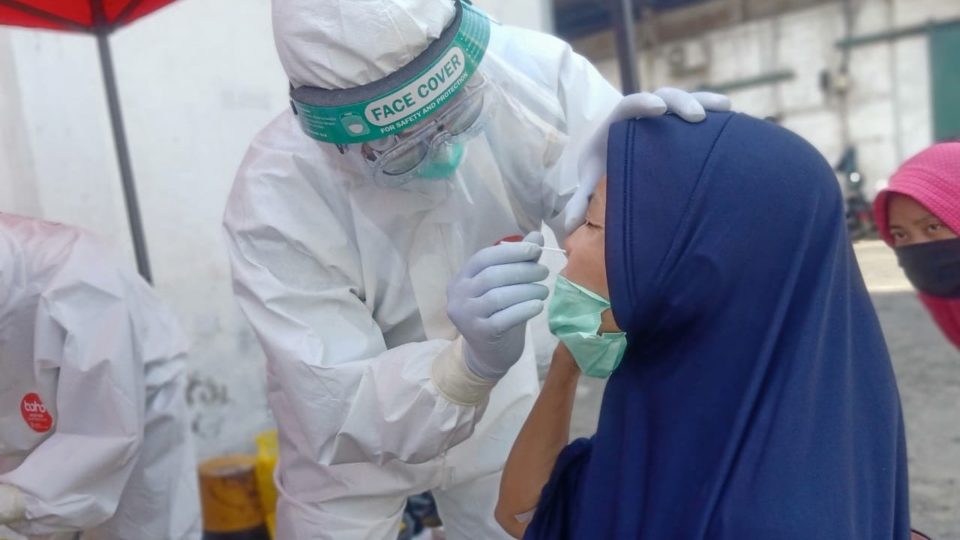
[358,73,493,182]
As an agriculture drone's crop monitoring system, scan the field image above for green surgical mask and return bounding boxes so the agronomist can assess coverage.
[417,141,465,179]
[548,275,627,378]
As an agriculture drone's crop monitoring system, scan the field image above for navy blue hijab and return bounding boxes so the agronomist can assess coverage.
[526,113,910,539]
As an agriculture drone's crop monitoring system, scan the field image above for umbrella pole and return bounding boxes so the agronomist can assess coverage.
[611,0,641,94]
[95,31,153,283]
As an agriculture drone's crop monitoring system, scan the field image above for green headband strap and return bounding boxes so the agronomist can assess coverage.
[290,1,491,145]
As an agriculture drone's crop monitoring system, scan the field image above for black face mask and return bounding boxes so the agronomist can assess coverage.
[895,237,960,298]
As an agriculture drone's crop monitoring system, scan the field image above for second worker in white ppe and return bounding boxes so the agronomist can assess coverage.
[0,214,201,540]
[223,1,730,538]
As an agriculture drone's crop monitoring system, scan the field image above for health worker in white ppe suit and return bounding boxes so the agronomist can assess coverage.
[0,215,201,540]
[223,1,730,538]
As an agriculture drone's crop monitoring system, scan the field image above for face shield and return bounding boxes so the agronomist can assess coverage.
[357,72,497,185]
[289,0,491,185]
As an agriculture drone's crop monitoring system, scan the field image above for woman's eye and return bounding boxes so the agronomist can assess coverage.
[927,223,943,234]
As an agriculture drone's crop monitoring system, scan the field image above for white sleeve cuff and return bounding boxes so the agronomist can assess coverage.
[0,484,25,524]
[431,337,497,406]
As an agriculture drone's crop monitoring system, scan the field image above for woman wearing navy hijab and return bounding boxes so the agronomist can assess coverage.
[496,112,910,538]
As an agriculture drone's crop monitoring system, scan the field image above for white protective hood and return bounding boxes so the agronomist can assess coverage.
[273,0,456,89]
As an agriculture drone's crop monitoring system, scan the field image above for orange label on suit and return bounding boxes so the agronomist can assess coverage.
[20,393,53,433]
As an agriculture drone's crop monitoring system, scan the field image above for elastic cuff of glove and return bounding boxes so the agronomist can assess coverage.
[431,337,497,406]
[0,484,26,524]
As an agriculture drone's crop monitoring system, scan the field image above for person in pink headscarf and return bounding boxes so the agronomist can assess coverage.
[873,141,960,349]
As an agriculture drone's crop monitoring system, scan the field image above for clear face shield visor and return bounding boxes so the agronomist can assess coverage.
[356,72,494,183]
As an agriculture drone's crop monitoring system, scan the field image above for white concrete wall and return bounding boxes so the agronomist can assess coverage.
[0,0,554,459]
[595,0,960,199]
[0,35,39,217]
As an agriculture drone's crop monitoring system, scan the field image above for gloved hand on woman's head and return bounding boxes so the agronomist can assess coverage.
[553,89,732,240]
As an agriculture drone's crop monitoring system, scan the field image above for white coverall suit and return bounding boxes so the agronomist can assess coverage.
[223,12,623,537]
[0,216,201,540]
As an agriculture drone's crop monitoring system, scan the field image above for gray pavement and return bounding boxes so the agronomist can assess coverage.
[566,240,960,537]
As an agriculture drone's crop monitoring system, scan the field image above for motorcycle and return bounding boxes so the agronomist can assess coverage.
[835,146,877,241]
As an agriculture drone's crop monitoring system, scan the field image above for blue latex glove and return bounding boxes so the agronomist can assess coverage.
[557,88,732,238]
[447,232,549,380]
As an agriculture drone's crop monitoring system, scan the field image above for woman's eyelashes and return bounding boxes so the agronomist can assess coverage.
[585,218,604,230]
